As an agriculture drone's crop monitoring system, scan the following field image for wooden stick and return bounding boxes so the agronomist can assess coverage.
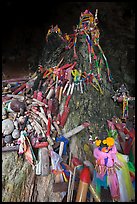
[69,151,72,166]
[13,82,26,95]
[89,183,101,202]
[32,98,48,107]
[59,141,64,157]
[58,86,63,104]
[2,77,29,83]
[67,170,73,202]
[6,94,25,101]
[70,166,77,202]
[35,148,42,175]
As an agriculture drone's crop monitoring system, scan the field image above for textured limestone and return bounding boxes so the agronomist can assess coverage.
[2,6,134,200]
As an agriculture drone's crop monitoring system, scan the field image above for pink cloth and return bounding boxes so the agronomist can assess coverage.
[94,145,117,167]
[94,145,120,199]
[107,120,116,130]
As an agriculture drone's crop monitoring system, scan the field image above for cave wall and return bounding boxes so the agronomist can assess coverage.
[2,2,135,202]
[2,32,122,202]
[2,2,135,95]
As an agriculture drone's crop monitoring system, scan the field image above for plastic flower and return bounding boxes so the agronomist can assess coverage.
[102,139,107,144]
[95,139,101,146]
[106,137,115,147]
[101,147,109,152]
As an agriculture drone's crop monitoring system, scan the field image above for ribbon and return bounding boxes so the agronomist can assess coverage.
[116,152,135,201]
[94,145,121,200]
[73,34,78,58]
[85,31,92,69]
[71,69,81,83]
[97,44,112,82]
[122,95,128,119]
[94,145,117,169]
[92,74,103,95]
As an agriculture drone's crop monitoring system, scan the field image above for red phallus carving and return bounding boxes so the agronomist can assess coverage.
[58,85,64,104]
[123,127,135,138]
[65,95,71,107]
[58,63,73,70]
[48,99,53,111]
[52,98,59,117]
[46,110,52,137]
[53,63,72,77]
[13,82,26,94]
[42,98,48,105]
[60,106,70,128]
[71,157,83,167]
[38,65,43,72]
[46,87,55,100]
[115,122,126,131]
[80,167,91,184]
[43,68,53,79]
[123,127,130,135]
[75,167,91,202]
[37,91,43,102]
[33,141,49,148]
[71,61,77,69]
[55,85,60,100]
[42,98,48,113]
[49,78,54,85]
[56,113,61,125]
[32,106,38,111]
[33,90,37,99]
[66,42,74,50]
[59,81,75,128]
[60,89,73,124]
[124,128,135,155]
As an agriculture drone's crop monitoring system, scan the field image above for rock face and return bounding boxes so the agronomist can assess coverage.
[2,152,63,202]
[2,152,33,202]
[2,4,135,202]
[2,36,120,202]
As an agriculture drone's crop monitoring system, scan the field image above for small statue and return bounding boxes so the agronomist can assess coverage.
[112,84,135,121]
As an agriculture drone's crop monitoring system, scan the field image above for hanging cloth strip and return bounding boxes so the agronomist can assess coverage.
[91,46,101,80]
[116,153,135,201]
[122,95,128,119]
[73,34,78,58]
[97,44,112,82]
[83,31,103,94]
[90,73,104,95]
[25,135,37,166]
[84,30,102,80]
[93,145,120,200]
[84,31,93,70]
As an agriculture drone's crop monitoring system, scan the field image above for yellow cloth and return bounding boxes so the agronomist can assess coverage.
[116,152,135,201]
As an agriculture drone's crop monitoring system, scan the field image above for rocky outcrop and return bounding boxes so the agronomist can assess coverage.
[2,3,135,202]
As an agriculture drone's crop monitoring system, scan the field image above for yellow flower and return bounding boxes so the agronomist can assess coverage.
[66,34,70,41]
[106,137,114,147]
[95,139,101,146]
[102,139,107,144]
